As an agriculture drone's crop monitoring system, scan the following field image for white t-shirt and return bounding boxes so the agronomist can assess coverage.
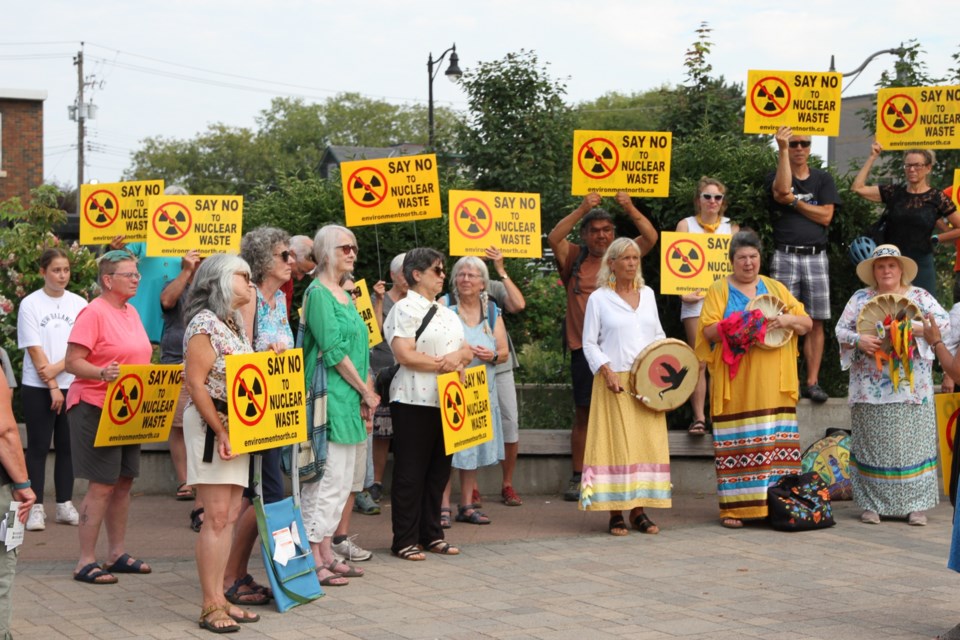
[17,289,88,388]
[582,286,665,374]
[947,303,960,356]
[384,289,465,408]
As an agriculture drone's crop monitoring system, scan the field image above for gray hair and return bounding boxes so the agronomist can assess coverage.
[728,229,763,261]
[164,185,188,196]
[289,235,313,261]
[240,226,290,285]
[313,224,356,273]
[98,250,137,289]
[578,208,614,237]
[449,256,490,296]
[402,247,444,287]
[183,254,251,327]
[390,252,406,276]
[596,237,643,290]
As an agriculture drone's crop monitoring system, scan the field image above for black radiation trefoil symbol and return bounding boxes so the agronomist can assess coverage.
[757,84,786,111]
[585,146,614,174]
[159,207,188,236]
[90,196,115,223]
[459,206,488,234]
[237,376,264,418]
[114,383,139,418]
[886,101,913,129]
[446,389,463,425]
[672,246,700,273]
[354,175,382,202]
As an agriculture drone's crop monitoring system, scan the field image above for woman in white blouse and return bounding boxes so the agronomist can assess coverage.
[579,237,672,536]
[383,248,473,561]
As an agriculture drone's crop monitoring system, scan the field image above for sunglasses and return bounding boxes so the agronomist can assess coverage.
[904,162,929,170]
[274,250,291,262]
[336,244,359,255]
[788,140,811,149]
[348,287,361,298]
[235,271,251,283]
[431,265,446,276]
[700,193,724,202]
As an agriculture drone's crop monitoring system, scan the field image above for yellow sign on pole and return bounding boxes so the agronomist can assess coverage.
[876,85,960,149]
[448,190,541,259]
[341,153,441,227]
[94,365,183,447]
[438,365,492,455]
[79,180,164,246]
[226,349,307,455]
[352,278,383,349]
[145,195,243,258]
[659,231,733,295]
[743,70,842,136]
[935,392,960,497]
[571,130,671,197]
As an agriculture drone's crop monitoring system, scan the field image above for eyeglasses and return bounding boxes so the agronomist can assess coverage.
[788,140,811,148]
[336,244,359,255]
[904,162,929,170]
[235,272,251,283]
[109,271,141,280]
[700,193,724,201]
[456,272,482,281]
[348,287,361,298]
[430,265,446,277]
[274,250,291,262]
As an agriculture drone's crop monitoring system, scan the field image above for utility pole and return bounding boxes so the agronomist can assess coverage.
[73,43,84,214]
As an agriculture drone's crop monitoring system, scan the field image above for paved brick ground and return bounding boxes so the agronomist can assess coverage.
[10,491,960,638]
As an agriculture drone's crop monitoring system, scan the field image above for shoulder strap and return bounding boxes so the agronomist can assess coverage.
[415,304,438,342]
[486,300,498,331]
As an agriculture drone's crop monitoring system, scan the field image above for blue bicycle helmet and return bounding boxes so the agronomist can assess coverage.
[848,236,876,266]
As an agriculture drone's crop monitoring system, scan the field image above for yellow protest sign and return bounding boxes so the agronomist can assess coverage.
[94,365,182,447]
[571,130,671,197]
[952,169,960,209]
[935,392,960,496]
[226,349,307,455]
[876,85,960,149]
[448,190,541,259]
[79,180,164,245]
[341,153,441,227]
[438,365,492,455]
[352,278,383,349]
[743,70,842,136]
[659,231,733,295]
[145,195,243,258]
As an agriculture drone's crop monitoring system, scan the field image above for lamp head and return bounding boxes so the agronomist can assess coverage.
[445,48,462,82]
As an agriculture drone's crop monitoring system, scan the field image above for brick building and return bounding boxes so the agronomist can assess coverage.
[0,89,47,204]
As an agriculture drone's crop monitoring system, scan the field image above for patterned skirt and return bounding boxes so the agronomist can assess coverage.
[712,406,801,520]
[850,402,939,516]
[579,372,671,511]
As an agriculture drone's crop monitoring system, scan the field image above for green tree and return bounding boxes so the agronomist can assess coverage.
[456,50,577,227]
[574,89,670,132]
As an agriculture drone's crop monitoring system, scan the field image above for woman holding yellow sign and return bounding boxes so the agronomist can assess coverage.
[675,177,739,436]
[299,225,378,586]
[64,250,153,585]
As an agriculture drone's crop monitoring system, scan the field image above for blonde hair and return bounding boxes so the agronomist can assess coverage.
[596,237,643,290]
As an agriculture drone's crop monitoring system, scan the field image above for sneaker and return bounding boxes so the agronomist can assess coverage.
[55,500,80,526]
[802,383,829,403]
[367,482,383,503]
[501,486,523,507]
[331,535,373,562]
[26,504,45,531]
[354,490,381,516]
[563,475,581,502]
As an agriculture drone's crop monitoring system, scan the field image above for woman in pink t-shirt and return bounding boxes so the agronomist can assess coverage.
[64,250,153,585]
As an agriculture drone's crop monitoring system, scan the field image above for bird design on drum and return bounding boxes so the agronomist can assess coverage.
[657,361,689,399]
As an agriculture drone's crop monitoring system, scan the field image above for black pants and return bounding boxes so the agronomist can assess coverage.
[389,402,451,553]
[22,385,73,504]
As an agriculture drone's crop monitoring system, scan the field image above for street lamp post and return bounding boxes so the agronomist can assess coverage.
[427,44,462,148]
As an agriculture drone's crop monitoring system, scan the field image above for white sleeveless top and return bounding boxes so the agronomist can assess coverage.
[679,216,734,319]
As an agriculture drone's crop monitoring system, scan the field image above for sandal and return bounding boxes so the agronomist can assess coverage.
[190,508,204,533]
[426,540,460,555]
[631,512,659,534]
[440,507,452,529]
[198,605,240,634]
[455,504,491,525]
[103,553,151,574]
[720,517,743,529]
[688,420,707,436]
[236,573,272,599]
[176,482,195,501]
[316,568,349,586]
[73,562,118,585]
[392,544,426,561]
[327,560,364,578]
[225,577,270,606]
[608,514,629,537]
